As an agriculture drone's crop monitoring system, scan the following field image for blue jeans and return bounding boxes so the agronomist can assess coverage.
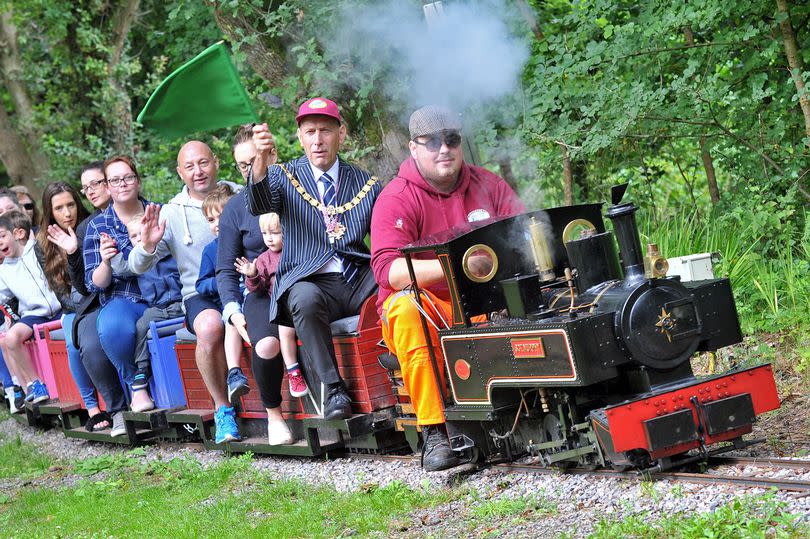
[63,313,99,409]
[78,309,126,413]
[0,349,13,388]
[97,298,147,388]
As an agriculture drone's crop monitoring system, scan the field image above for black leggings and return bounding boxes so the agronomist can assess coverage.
[77,308,127,413]
[243,292,283,408]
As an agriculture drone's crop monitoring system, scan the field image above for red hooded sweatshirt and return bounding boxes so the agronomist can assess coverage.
[370,157,525,314]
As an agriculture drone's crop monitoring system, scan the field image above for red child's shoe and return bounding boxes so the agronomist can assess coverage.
[288,370,309,398]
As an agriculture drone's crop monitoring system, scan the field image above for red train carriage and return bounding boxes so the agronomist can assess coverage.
[169,294,400,455]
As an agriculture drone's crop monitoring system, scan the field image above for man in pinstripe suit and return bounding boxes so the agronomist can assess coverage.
[247,97,381,420]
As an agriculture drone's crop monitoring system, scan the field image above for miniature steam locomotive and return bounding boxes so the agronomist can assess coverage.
[392,184,780,472]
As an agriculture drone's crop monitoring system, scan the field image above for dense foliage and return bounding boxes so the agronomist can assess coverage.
[1,0,807,339]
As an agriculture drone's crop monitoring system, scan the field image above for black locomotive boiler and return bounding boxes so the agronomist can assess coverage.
[395,185,780,472]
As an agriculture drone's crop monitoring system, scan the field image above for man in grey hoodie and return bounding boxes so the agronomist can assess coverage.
[130,141,243,443]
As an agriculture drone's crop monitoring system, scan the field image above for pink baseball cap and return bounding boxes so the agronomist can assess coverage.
[295,97,342,124]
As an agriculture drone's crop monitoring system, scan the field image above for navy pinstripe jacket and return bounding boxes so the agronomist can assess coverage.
[247,155,381,321]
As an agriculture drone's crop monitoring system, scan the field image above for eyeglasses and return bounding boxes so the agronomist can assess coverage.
[413,132,462,152]
[80,179,108,195]
[107,174,138,187]
[21,203,34,211]
[235,157,255,173]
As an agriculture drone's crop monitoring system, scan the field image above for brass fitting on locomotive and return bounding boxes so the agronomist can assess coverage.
[643,243,669,278]
[529,216,555,282]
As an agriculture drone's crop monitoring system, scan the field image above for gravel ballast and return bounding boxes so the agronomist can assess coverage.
[2,416,808,538]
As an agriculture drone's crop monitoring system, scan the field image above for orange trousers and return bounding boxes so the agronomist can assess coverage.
[380,289,453,426]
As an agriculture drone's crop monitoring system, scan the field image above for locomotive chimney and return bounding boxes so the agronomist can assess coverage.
[606,184,645,283]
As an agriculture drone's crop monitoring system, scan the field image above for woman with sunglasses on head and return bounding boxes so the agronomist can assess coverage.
[40,176,115,431]
[10,185,40,234]
[81,155,157,435]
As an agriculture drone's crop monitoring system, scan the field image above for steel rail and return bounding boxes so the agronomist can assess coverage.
[491,462,810,492]
[706,456,810,470]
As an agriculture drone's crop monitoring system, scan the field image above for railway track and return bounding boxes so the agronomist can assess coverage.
[160,442,810,493]
[492,457,810,493]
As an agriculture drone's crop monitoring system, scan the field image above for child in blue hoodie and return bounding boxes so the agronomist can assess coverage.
[126,213,183,404]
[195,185,246,404]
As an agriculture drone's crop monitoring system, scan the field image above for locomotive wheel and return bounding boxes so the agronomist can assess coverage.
[463,445,482,465]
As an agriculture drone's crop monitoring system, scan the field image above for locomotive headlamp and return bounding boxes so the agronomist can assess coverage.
[529,217,555,282]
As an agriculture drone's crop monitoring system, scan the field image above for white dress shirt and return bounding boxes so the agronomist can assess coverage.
[310,158,343,274]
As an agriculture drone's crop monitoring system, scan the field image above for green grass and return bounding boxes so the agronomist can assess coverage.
[588,493,809,539]
[0,433,54,480]
[0,451,443,538]
[471,494,557,520]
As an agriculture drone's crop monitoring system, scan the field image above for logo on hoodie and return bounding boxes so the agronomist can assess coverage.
[467,209,491,223]
[394,218,403,229]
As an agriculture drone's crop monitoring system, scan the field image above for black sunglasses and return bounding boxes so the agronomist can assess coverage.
[21,202,34,211]
[413,131,462,152]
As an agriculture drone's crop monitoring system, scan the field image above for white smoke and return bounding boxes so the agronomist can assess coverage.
[328,0,530,122]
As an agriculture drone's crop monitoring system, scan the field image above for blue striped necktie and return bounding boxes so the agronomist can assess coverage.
[321,173,359,284]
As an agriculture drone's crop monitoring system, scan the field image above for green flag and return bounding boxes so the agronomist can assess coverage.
[137,41,258,139]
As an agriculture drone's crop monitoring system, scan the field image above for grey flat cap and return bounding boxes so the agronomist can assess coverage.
[409,105,462,139]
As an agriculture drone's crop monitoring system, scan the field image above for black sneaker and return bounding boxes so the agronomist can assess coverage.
[227,367,250,406]
[421,424,460,472]
[323,386,352,420]
[11,385,25,413]
[131,367,150,391]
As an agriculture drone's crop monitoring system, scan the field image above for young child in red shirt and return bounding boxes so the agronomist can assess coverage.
[235,212,308,397]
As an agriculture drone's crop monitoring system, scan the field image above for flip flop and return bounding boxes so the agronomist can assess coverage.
[86,411,112,432]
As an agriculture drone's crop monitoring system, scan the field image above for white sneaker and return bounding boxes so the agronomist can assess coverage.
[5,386,19,414]
[267,417,294,445]
[110,411,126,437]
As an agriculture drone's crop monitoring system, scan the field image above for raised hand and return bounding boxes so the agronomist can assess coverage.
[47,224,79,255]
[251,123,277,183]
[234,256,258,278]
[139,204,166,254]
[99,233,118,262]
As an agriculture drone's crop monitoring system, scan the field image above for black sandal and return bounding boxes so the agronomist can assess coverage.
[86,412,113,432]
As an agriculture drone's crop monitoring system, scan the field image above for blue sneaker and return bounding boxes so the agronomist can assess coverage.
[226,367,250,406]
[214,405,241,444]
[24,380,50,404]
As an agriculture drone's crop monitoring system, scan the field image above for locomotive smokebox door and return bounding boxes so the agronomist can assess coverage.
[617,280,703,370]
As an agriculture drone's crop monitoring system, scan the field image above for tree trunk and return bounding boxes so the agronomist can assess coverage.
[560,143,573,205]
[572,159,588,201]
[208,2,287,86]
[0,9,50,195]
[0,100,40,188]
[699,136,720,204]
[683,26,721,203]
[776,0,810,146]
[497,156,519,193]
[107,0,141,154]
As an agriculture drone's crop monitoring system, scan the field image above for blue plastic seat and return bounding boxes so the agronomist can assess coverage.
[146,317,187,408]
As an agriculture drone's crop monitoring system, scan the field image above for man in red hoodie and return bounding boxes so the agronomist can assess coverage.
[370,105,525,471]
